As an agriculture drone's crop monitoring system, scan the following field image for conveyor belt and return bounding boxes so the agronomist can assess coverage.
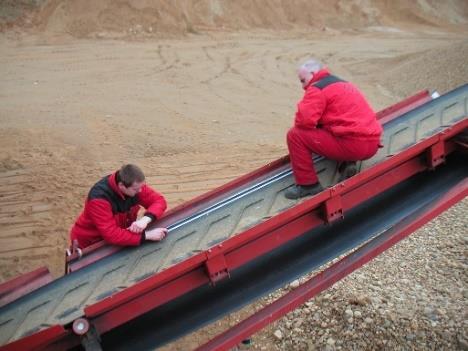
[0,84,466,346]
[102,153,468,351]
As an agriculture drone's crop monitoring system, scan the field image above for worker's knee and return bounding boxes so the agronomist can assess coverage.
[286,127,300,144]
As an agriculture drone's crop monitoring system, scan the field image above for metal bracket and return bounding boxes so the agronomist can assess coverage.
[454,130,468,152]
[454,140,468,150]
[65,240,83,274]
[205,246,230,285]
[323,191,344,223]
[427,140,446,169]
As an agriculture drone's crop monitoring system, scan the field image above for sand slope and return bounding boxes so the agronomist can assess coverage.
[2,0,468,37]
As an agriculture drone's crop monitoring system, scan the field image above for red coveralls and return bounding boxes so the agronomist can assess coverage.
[288,69,383,185]
[70,171,167,248]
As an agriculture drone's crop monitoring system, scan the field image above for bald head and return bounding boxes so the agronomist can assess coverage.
[297,59,324,89]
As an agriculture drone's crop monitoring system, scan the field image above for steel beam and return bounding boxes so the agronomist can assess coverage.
[100,152,467,351]
[196,179,467,351]
[0,267,52,308]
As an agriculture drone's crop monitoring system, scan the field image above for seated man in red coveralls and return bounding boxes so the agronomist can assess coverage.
[285,59,383,199]
[70,164,168,248]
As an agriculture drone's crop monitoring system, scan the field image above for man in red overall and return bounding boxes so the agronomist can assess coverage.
[285,59,383,199]
[70,164,168,248]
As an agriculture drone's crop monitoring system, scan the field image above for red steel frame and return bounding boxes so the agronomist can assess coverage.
[4,91,468,351]
[0,267,52,308]
[376,89,431,124]
[196,178,468,351]
[86,120,465,327]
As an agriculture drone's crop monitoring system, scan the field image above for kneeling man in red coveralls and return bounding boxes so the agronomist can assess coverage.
[70,164,168,248]
[285,59,383,199]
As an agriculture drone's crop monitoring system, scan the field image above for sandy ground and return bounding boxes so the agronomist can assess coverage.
[0,1,467,348]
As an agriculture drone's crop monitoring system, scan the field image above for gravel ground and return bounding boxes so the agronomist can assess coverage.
[380,40,468,99]
[245,198,468,351]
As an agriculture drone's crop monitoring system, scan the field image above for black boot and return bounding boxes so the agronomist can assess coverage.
[338,161,357,181]
[284,183,323,200]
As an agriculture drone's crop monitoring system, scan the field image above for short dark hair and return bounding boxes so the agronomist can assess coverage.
[118,164,145,187]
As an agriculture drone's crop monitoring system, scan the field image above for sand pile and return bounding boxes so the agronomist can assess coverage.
[0,0,40,31]
[379,40,468,98]
[2,0,468,38]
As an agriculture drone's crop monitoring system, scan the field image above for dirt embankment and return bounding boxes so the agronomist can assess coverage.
[2,0,468,38]
[378,40,468,98]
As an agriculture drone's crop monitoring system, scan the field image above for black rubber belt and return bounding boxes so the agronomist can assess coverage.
[101,154,467,351]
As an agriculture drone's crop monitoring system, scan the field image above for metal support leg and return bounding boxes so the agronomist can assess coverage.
[81,328,102,351]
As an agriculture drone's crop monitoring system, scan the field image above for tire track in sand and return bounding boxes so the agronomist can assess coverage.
[0,166,60,282]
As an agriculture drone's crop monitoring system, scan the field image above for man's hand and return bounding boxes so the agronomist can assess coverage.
[128,216,152,233]
[145,227,168,242]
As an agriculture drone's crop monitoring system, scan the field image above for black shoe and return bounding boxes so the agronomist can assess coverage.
[338,161,357,181]
[284,183,324,200]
